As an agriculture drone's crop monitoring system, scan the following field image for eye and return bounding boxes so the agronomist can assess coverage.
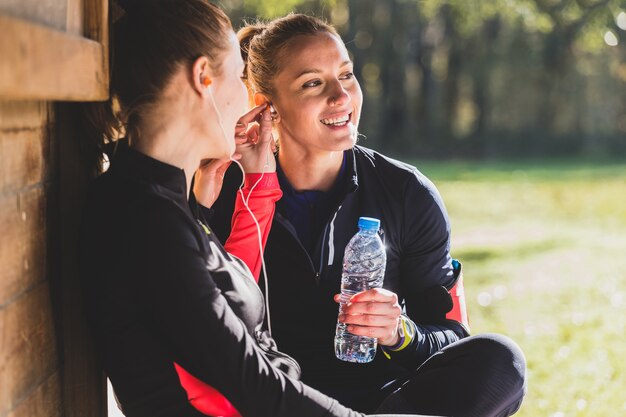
[302,79,322,88]
[340,72,354,80]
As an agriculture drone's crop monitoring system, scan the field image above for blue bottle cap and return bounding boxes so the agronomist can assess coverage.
[358,217,380,231]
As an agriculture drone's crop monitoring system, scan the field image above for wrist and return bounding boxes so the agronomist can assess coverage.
[243,172,279,190]
[382,316,414,352]
[380,318,404,347]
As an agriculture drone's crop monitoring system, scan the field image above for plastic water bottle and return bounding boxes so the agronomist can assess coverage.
[334,217,386,363]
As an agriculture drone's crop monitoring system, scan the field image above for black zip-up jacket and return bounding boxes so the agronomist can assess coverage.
[211,146,469,411]
[78,144,368,417]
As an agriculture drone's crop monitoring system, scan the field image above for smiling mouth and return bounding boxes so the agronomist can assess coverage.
[320,112,352,127]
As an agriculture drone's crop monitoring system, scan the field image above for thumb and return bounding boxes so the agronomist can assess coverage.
[199,158,229,176]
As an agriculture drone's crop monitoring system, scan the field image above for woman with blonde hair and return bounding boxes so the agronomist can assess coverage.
[211,13,527,417]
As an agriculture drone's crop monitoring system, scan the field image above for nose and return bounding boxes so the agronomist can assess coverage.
[327,80,350,107]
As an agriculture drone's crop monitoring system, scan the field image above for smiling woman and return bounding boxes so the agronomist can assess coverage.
[210,13,528,417]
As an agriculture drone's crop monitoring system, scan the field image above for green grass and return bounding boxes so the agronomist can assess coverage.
[412,159,626,417]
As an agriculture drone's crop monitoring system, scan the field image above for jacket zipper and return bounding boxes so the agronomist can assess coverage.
[315,204,342,285]
[316,223,330,284]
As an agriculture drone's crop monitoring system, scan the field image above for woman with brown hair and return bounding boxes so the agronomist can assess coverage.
[210,13,527,417]
[79,1,425,416]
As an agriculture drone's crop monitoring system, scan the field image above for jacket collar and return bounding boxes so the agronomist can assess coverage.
[276,148,359,196]
[347,147,359,192]
[108,140,188,203]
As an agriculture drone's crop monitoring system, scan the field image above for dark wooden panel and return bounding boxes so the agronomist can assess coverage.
[57,102,106,417]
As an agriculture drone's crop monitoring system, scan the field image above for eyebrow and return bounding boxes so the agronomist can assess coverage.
[294,60,353,80]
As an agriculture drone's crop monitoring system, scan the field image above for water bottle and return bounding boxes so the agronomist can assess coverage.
[334,217,386,363]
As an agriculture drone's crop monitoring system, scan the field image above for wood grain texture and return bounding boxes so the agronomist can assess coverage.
[0,129,46,194]
[0,282,59,416]
[5,371,62,417]
[0,101,48,131]
[0,14,107,101]
[0,187,47,308]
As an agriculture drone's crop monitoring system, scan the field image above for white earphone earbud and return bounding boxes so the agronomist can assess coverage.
[268,103,278,120]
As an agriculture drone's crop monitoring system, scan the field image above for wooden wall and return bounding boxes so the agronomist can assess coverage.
[0,1,109,416]
[0,101,61,417]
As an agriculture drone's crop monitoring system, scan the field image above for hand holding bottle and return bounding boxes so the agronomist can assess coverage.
[335,288,402,347]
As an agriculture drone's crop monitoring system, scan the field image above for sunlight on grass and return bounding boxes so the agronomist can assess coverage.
[414,159,626,417]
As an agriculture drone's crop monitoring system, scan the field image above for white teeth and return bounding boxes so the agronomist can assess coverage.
[321,114,350,126]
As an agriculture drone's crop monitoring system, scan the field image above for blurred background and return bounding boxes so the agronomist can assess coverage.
[220,1,626,417]
[224,0,626,158]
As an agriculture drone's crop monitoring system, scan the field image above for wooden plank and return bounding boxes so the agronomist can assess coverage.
[0,282,59,416]
[66,0,84,36]
[0,101,48,131]
[0,129,45,194]
[6,371,62,417]
[0,188,46,308]
[84,0,108,44]
[0,14,107,101]
[84,0,109,92]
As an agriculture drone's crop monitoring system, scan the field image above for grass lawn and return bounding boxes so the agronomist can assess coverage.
[412,159,626,417]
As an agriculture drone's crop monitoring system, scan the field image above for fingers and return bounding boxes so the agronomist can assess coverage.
[246,124,260,144]
[349,288,398,304]
[197,158,230,175]
[237,102,268,126]
[341,299,402,317]
[256,107,273,146]
[342,323,398,341]
[338,312,397,327]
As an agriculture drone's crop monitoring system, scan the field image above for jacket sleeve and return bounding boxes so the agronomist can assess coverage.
[128,202,362,417]
[223,173,282,281]
[382,170,469,368]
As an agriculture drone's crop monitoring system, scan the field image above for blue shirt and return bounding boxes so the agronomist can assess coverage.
[276,153,347,254]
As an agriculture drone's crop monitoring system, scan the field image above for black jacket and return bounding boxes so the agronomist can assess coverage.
[211,146,469,411]
[79,144,364,417]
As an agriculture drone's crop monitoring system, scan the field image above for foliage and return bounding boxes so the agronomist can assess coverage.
[220,0,626,157]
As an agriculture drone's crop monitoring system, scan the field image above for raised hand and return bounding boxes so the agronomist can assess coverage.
[234,102,277,174]
[193,158,232,208]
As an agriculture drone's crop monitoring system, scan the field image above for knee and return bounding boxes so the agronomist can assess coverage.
[465,334,526,379]
[464,334,527,412]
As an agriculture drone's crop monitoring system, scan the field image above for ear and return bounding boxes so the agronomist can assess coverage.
[253,92,280,122]
[192,56,213,96]
[253,92,270,106]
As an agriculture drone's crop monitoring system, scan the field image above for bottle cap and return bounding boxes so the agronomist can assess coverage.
[358,217,380,231]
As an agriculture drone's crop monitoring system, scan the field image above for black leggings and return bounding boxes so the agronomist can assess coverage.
[369,333,527,417]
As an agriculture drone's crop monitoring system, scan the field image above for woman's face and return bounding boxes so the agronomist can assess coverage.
[208,32,248,158]
[271,32,363,154]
